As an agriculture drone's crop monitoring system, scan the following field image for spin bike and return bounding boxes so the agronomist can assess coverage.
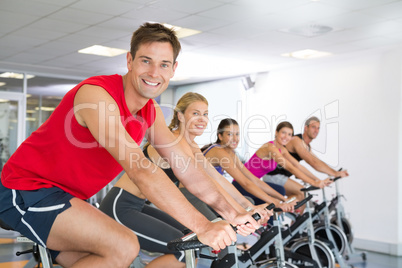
[168,196,315,268]
[280,186,335,268]
[301,184,350,268]
[322,176,366,262]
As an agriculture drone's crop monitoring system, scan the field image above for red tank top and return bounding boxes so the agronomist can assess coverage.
[1,74,156,199]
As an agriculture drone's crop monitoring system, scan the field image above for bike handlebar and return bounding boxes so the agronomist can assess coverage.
[167,203,275,251]
[273,194,313,213]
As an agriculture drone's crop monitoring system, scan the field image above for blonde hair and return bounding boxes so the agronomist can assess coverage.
[168,92,208,131]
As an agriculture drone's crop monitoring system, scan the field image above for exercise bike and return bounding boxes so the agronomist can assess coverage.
[168,196,317,268]
[323,176,366,262]
[302,184,350,268]
[280,187,335,268]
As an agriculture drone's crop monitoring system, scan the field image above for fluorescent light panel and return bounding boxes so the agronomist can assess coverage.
[0,82,5,87]
[35,107,56,111]
[163,23,201,39]
[78,45,128,57]
[0,72,35,79]
[281,49,332,59]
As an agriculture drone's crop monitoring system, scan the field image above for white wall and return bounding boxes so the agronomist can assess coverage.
[246,48,402,255]
[174,78,249,158]
[172,48,402,255]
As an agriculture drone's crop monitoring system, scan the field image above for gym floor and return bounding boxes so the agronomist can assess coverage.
[0,237,401,267]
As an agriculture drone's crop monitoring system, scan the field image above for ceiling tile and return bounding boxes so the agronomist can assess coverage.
[4,51,59,65]
[48,7,114,25]
[11,28,67,41]
[276,2,349,22]
[315,11,387,30]
[69,0,139,16]
[319,0,399,11]
[27,18,90,34]
[360,0,402,19]
[170,15,230,32]
[121,6,188,24]
[346,36,398,49]
[1,0,62,16]
[0,11,40,34]
[75,26,129,40]
[149,0,223,14]
[231,0,308,13]
[199,3,264,22]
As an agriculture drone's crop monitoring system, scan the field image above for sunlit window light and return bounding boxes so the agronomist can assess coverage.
[0,72,35,79]
[78,45,128,57]
[281,49,332,59]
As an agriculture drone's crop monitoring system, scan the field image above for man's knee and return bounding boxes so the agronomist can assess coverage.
[112,231,140,266]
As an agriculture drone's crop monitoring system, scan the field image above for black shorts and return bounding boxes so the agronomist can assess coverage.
[99,187,186,262]
[0,180,74,259]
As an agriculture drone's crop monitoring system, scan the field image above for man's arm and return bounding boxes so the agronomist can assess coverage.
[291,137,348,177]
[147,101,258,228]
[74,86,236,249]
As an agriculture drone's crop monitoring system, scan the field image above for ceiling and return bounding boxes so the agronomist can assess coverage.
[1,0,402,92]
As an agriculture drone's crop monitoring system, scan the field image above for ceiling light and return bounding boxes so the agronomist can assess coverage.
[281,49,332,59]
[0,99,9,102]
[280,24,333,37]
[78,45,128,57]
[0,82,5,87]
[0,72,35,79]
[26,118,37,121]
[170,76,190,82]
[163,23,201,39]
[35,107,56,112]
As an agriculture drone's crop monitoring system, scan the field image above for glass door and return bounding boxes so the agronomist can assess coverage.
[0,93,25,171]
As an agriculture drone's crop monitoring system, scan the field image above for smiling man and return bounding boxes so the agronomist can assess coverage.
[0,23,258,268]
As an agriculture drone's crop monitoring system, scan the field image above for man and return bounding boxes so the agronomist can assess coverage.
[0,23,259,268]
[265,116,348,185]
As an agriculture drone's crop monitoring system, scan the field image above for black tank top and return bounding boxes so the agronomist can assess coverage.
[289,134,309,162]
[143,144,180,187]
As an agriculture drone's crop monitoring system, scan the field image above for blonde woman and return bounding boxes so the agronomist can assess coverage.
[99,93,264,268]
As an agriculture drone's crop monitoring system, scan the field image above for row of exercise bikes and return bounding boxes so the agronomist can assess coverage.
[0,171,366,268]
[168,174,367,268]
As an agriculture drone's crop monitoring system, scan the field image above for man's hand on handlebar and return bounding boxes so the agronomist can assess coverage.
[277,198,296,212]
[230,211,260,237]
[196,220,236,251]
[314,178,332,188]
[336,169,349,178]
[252,203,273,224]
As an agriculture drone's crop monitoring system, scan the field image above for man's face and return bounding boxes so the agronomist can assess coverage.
[127,41,177,100]
[305,121,320,140]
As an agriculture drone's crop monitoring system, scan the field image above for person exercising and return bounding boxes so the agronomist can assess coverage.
[264,117,348,191]
[242,121,333,207]
[202,118,295,212]
[0,23,258,268]
[99,92,269,268]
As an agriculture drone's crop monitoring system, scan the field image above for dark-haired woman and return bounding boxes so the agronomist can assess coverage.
[202,118,295,211]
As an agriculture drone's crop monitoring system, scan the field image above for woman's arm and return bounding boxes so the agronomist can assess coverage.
[271,145,331,188]
[235,155,287,201]
[206,147,286,208]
